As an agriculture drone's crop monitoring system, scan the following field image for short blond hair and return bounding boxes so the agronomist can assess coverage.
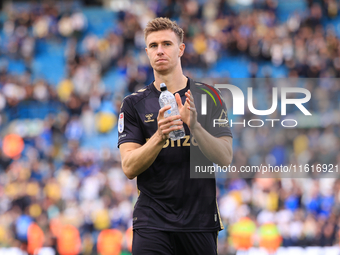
[144,17,184,43]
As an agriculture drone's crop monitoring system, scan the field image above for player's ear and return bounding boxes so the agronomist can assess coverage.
[145,47,150,59]
[179,43,185,57]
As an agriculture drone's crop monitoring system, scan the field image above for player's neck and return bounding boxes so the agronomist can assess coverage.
[154,70,187,94]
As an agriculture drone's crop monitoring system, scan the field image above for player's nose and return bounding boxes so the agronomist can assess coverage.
[156,45,164,55]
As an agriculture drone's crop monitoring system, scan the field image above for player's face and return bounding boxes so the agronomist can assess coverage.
[145,30,185,74]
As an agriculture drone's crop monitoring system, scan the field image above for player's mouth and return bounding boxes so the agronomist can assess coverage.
[156,59,167,62]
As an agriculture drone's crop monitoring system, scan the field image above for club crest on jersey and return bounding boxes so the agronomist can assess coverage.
[118,113,124,133]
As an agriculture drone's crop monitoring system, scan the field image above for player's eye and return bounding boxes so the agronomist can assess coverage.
[150,44,156,48]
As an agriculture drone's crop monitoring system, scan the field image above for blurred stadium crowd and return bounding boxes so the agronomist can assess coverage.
[1,0,340,254]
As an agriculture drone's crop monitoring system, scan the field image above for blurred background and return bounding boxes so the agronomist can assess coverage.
[1,0,340,254]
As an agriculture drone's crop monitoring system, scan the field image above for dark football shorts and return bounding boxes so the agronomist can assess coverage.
[132,228,218,255]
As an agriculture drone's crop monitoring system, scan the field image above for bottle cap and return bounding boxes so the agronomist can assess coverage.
[160,83,167,91]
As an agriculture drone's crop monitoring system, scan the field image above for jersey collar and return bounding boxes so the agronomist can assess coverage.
[150,77,191,96]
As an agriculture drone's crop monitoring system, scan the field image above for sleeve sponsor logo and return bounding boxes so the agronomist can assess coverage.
[119,134,126,140]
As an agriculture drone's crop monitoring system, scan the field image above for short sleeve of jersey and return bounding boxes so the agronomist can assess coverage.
[117,97,145,147]
[205,89,233,138]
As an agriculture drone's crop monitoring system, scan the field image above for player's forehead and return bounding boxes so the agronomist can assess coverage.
[146,29,179,45]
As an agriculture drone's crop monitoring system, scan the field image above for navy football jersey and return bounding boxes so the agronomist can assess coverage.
[118,77,232,232]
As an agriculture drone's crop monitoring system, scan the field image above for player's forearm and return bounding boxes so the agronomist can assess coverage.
[191,123,233,167]
[122,133,165,179]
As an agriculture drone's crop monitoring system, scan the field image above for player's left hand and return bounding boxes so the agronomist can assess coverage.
[175,89,198,131]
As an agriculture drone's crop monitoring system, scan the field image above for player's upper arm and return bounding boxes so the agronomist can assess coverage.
[219,135,232,144]
[218,136,233,165]
[119,142,142,179]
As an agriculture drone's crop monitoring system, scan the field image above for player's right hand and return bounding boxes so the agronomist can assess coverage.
[157,105,183,141]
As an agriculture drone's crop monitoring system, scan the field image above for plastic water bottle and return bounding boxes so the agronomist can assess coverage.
[159,83,185,140]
